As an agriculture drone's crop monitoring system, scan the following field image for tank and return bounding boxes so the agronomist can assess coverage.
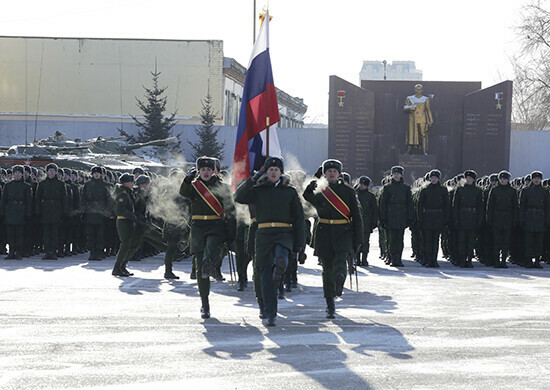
[0,131,192,173]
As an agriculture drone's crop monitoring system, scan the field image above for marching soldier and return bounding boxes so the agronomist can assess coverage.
[81,166,112,261]
[379,166,413,267]
[417,170,451,267]
[112,173,138,276]
[453,170,483,268]
[235,157,305,326]
[356,176,378,266]
[303,159,362,319]
[519,171,550,268]
[180,157,236,319]
[0,165,32,259]
[35,163,68,260]
[486,170,517,268]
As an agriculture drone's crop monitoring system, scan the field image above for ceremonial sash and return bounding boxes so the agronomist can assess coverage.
[192,180,224,217]
[321,186,351,220]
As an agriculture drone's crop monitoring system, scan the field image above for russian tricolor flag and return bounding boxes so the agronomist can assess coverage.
[232,10,281,185]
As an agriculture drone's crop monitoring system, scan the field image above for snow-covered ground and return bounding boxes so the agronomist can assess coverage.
[1,230,549,390]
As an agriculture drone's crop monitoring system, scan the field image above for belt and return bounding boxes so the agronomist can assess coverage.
[318,218,350,225]
[424,209,443,213]
[258,222,292,229]
[192,215,223,220]
[117,216,127,219]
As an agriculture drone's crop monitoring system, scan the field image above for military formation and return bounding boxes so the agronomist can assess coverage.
[1,158,549,327]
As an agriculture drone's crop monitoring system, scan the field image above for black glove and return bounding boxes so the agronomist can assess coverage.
[251,168,265,183]
[314,166,323,179]
[184,168,197,183]
[306,180,317,192]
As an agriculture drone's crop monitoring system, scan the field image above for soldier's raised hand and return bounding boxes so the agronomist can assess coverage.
[306,180,317,192]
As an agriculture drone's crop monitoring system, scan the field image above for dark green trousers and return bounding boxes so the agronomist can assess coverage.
[319,251,348,299]
[164,238,179,269]
[7,224,24,252]
[235,224,250,276]
[42,223,60,252]
[423,229,441,263]
[194,234,222,298]
[493,228,512,258]
[458,229,477,260]
[524,231,544,258]
[387,228,405,255]
[86,223,105,253]
[115,219,139,267]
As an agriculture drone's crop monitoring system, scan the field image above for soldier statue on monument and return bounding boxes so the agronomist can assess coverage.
[404,84,433,155]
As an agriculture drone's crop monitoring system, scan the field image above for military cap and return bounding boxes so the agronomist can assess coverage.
[464,170,477,180]
[0,168,6,176]
[31,167,38,176]
[322,159,343,173]
[12,165,24,174]
[214,158,221,172]
[340,172,351,184]
[132,167,145,176]
[543,179,549,187]
[391,166,404,174]
[6,168,12,175]
[23,165,31,173]
[45,163,58,172]
[429,169,441,179]
[196,156,216,170]
[70,169,77,176]
[359,176,371,186]
[489,174,498,182]
[424,172,430,181]
[119,173,134,183]
[531,171,543,179]
[524,174,531,182]
[105,170,114,180]
[264,156,284,173]
[498,170,511,180]
[91,166,102,175]
[135,174,151,186]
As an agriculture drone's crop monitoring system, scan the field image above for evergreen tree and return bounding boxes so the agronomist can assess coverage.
[121,69,180,146]
[188,94,225,161]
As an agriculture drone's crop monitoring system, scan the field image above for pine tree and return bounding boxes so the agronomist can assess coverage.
[188,94,225,161]
[122,69,180,146]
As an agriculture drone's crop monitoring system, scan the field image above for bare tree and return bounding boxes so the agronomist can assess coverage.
[512,0,550,130]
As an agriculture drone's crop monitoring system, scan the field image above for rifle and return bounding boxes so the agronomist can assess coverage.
[227,250,237,288]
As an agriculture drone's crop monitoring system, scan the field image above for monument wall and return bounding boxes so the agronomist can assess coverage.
[328,77,512,184]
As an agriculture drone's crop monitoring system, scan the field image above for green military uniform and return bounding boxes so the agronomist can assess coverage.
[112,176,139,276]
[519,172,550,268]
[180,160,236,318]
[486,172,517,268]
[132,181,167,257]
[81,170,113,260]
[417,171,451,268]
[35,166,68,260]
[303,159,363,319]
[452,171,483,268]
[235,168,305,322]
[379,169,414,267]
[234,219,250,290]
[356,178,378,266]
[0,168,33,259]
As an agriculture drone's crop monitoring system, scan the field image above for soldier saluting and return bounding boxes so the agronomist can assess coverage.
[180,156,236,319]
[303,159,363,319]
[234,157,305,326]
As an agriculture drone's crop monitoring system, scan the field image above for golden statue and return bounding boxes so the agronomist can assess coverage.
[404,84,433,155]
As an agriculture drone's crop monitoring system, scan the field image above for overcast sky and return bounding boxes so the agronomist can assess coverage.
[1,0,527,124]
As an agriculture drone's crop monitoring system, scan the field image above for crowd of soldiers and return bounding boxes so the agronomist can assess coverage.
[1,158,549,326]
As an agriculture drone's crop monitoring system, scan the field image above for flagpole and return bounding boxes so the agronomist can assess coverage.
[253,0,256,44]
[266,117,270,158]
